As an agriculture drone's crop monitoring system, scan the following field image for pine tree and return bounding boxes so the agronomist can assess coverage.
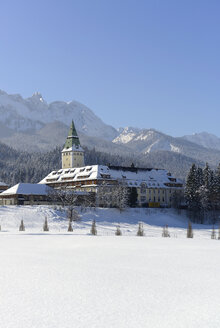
[137,222,144,236]
[115,224,122,236]
[162,225,170,237]
[90,220,97,235]
[187,221,193,238]
[19,220,25,232]
[67,219,73,232]
[211,225,216,239]
[128,187,138,207]
[185,164,200,222]
[112,185,129,212]
[43,217,49,232]
[203,163,212,190]
[213,163,220,210]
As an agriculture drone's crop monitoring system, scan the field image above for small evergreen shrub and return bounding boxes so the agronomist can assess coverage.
[211,225,216,239]
[115,224,122,236]
[187,221,193,238]
[218,225,220,240]
[19,220,25,232]
[137,222,144,236]
[67,220,73,232]
[43,217,49,232]
[162,225,170,237]
[90,219,97,235]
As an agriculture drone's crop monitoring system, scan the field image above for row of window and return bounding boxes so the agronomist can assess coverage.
[63,152,84,156]
[140,196,172,203]
[140,188,172,194]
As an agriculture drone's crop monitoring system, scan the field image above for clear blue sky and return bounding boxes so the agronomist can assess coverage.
[0,0,220,137]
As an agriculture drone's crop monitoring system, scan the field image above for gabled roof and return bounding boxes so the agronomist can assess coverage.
[0,183,52,196]
[39,165,183,189]
[0,181,7,186]
[63,120,82,150]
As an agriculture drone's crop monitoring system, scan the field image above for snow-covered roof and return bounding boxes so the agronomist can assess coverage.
[0,181,7,186]
[62,145,84,152]
[0,183,52,196]
[39,165,183,189]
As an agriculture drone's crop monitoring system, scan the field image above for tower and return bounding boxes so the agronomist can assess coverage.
[62,120,85,169]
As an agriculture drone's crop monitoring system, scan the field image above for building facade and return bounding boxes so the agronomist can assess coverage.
[40,122,184,208]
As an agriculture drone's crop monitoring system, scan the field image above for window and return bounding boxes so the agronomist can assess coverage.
[140,184,146,194]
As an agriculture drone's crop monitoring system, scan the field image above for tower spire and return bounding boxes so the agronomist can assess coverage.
[64,120,81,149]
[62,120,84,168]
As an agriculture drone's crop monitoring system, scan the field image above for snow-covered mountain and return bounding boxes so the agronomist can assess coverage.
[113,128,183,154]
[182,132,220,151]
[113,127,220,166]
[0,90,118,140]
[0,89,220,171]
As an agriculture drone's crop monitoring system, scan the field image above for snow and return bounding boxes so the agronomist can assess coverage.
[0,183,52,196]
[62,145,84,152]
[183,132,220,151]
[0,206,220,328]
[170,143,181,153]
[0,90,118,140]
[113,127,140,144]
[40,164,182,188]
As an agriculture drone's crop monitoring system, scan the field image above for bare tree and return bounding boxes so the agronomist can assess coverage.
[48,186,79,208]
[67,207,80,223]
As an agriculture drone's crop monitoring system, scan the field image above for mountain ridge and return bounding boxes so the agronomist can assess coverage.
[0,89,219,179]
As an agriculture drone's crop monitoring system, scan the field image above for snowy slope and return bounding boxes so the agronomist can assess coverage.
[0,206,220,328]
[113,127,220,166]
[0,90,118,140]
[0,205,217,237]
[182,131,220,151]
[113,128,182,153]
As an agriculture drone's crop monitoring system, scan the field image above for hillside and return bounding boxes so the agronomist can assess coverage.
[0,139,205,185]
[182,132,220,151]
[0,89,219,180]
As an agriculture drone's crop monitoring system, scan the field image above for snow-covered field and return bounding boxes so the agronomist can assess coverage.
[0,206,220,328]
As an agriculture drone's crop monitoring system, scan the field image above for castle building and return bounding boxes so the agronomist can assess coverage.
[40,121,184,208]
[62,120,84,169]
